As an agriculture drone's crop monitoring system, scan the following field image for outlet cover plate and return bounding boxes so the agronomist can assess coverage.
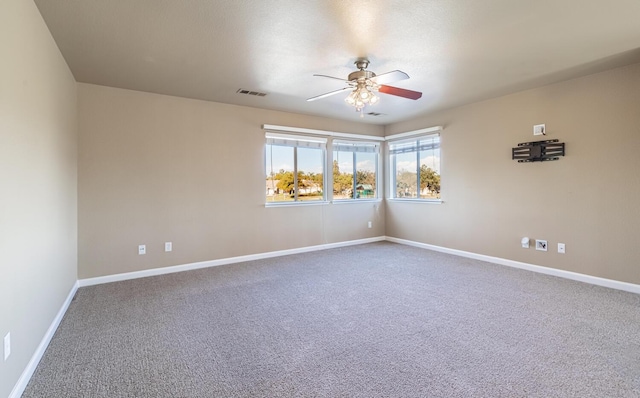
[533,124,546,135]
[165,242,172,252]
[138,245,146,255]
[535,239,548,251]
[558,243,566,254]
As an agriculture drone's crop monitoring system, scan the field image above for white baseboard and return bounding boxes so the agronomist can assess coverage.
[79,236,386,287]
[9,280,79,398]
[386,236,640,295]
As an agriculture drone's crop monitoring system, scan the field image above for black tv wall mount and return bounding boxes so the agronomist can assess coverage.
[512,139,565,163]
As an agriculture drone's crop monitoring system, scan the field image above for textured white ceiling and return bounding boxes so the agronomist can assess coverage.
[34,0,640,125]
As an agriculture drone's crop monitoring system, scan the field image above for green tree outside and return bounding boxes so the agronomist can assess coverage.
[420,165,440,195]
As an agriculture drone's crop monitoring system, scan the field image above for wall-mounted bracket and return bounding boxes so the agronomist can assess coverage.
[512,139,565,163]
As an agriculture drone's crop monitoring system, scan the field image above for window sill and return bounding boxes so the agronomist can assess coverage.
[386,198,443,204]
[332,198,382,205]
[265,200,330,208]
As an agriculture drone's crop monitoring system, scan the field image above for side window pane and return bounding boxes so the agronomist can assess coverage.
[355,152,376,199]
[419,146,441,199]
[297,147,324,201]
[266,145,294,202]
[394,151,418,198]
[333,150,354,199]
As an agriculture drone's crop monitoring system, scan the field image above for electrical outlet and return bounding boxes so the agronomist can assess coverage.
[4,332,10,361]
[164,242,172,252]
[521,237,530,248]
[367,221,372,229]
[138,245,146,255]
[535,239,548,252]
[533,124,546,135]
[558,243,566,254]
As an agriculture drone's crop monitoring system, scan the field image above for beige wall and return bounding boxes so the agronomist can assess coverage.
[385,62,640,285]
[3,4,639,392]
[0,0,78,396]
[78,84,385,279]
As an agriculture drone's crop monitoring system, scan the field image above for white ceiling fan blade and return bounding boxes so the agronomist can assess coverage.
[370,70,409,85]
[313,74,353,84]
[307,87,353,102]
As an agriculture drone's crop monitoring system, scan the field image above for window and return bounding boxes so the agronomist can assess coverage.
[333,141,378,200]
[265,133,326,203]
[389,134,441,200]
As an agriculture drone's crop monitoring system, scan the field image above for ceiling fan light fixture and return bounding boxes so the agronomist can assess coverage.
[346,81,379,112]
[345,91,357,105]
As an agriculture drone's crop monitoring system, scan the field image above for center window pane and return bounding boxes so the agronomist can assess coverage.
[355,152,376,199]
[297,147,324,201]
[333,150,354,199]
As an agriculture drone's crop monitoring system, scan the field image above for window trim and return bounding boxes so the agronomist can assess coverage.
[264,125,445,206]
[263,124,385,142]
[332,139,380,202]
[387,132,441,202]
[265,131,328,205]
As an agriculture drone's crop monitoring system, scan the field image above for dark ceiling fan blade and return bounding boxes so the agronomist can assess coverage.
[307,87,353,102]
[370,70,409,85]
[378,85,422,100]
[313,74,353,84]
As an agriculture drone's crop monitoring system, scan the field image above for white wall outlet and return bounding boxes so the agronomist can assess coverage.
[521,237,530,248]
[367,221,372,229]
[558,243,566,254]
[4,332,10,361]
[535,239,548,251]
[533,124,546,135]
[164,242,172,252]
[138,245,146,255]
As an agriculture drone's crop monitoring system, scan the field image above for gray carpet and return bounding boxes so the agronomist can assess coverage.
[22,242,640,397]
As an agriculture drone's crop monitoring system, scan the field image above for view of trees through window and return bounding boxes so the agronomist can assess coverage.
[265,133,383,203]
[266,144,324,202]
[333,150,377,200]
[390,135,441,200]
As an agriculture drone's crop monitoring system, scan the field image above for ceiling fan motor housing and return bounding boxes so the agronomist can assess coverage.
[349,59,376,82]
[348,70,376,82]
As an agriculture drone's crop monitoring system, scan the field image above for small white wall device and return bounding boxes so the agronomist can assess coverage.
[536,239,548,251]
[521,237,530,248]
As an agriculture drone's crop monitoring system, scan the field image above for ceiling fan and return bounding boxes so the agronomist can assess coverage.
[307,59,422,115]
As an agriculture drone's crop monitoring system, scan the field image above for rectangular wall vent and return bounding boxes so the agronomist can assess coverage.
[236,89,267,97]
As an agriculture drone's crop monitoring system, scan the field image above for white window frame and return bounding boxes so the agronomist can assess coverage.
[265,132,328,205]
[388,132,441,202]
[332,140,380,202]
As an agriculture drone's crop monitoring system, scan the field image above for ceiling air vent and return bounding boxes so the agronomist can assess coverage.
[366,112,385,117]
[236,89,267,97]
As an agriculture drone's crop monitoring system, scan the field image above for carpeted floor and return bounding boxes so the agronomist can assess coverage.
[22,242,640,397]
